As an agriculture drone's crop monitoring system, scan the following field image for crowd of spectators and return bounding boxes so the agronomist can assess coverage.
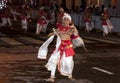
[72,4,118,16]
[0,2,117,36]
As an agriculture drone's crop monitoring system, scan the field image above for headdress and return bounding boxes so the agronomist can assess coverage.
[62,13,71,21]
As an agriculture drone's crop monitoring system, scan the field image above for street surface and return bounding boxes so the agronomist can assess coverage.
[0,25,120,83]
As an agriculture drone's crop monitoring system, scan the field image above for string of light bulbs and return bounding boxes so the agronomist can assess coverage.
[0,0,7,9]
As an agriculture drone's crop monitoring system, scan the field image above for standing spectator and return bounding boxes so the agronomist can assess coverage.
[107,5,112,16]
[48,9,56,25]
[111,6,117,16]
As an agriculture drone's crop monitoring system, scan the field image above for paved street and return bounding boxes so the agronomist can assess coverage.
[0,26,120,83]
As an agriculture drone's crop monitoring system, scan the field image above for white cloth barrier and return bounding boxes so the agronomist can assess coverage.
[70,13,79,26]
[70,13,85,28]
[70,13,120,32]
[111,17,120,32]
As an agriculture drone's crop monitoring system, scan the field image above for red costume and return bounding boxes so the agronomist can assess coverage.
[57,24,75,57]
[101,12,109,25]
[37,19,47,25]
[21,15,27,20]
[59,40,75,57]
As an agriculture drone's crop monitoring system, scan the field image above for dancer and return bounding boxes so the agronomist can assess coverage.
[101,7,113,37]
[83,7,94,33]
[0,8,12,27]
[38,14,75,82]
[20,11,28,32]
[36,16,48,34]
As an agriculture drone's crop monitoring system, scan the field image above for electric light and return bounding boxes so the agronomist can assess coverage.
[0,0,7,9]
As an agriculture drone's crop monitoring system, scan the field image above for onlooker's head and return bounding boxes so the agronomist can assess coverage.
[59,7,64,14]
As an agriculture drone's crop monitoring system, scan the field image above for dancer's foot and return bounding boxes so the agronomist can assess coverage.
[68,75,75,81]
[44,78,55,82]
[83,46,88,52]
[69,77,75,81]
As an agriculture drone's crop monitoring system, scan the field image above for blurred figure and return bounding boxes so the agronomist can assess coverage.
[49,9,56,25]
[56,7,65,27]
[111,6,117,16]
[38,7,47,17]
[101,8,113,37]
[36,16,48,34]
[0,9,12,27]
[20,11,28,32]
[9,7,21,21]
[83,7,94,33]
[108,5,117,16]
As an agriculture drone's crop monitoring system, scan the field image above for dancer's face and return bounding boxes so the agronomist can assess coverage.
[62,17,71,26]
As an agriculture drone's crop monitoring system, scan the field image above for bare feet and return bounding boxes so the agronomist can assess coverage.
[68,75,75,81]
[83,47,88,52]
[69,77,75,81]
[44,78,55,82]
[82,46,88,52]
